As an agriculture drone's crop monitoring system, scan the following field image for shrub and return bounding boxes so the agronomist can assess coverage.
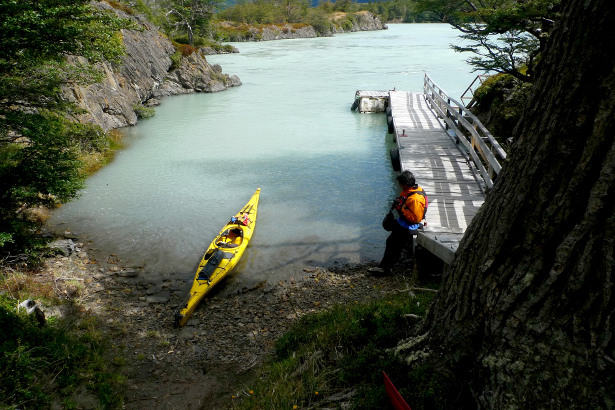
[215,24,254,41]
[78,128,124,175]
[173,34,211,48]
[0,293,125,408]
[133,104,155,119]
[102,0,138,16]
[1,114,85,261]
[169,49,182,69]
[173,34,191,45]
[340,17,355,31]
[307,9,332,35]
[0,233,12,248]
[472,73,532,147]
[176,42,197,57]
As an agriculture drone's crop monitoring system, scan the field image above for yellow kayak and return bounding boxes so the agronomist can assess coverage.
[175,188,260,327]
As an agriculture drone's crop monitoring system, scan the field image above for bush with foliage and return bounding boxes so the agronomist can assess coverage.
[214,22,258,41]
[305,8,333,35]
[471,73,533,149]
[0,0,132,259]
[174,34,237,53]
[0,114,111,258]
[133,104,156,119]
[0,293,125,408]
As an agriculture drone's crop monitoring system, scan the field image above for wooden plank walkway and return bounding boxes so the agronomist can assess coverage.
[389,91,486,263]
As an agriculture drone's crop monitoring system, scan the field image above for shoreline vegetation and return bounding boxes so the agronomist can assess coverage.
[212,11,387,43]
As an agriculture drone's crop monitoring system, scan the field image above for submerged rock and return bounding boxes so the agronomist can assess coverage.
[48,239,76,256]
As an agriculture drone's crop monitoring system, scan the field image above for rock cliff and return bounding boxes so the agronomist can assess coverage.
[64,2,241,132]
[255,24,319,41]
[329,11,388,34]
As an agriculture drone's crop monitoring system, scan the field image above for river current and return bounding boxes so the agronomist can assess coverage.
[48,24,475,286]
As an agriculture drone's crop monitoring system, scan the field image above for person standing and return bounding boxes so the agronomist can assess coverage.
[370,170,427,274]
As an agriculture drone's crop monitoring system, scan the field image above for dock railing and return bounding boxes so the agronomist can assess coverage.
[460,74,489,108]
[423,73,507,190]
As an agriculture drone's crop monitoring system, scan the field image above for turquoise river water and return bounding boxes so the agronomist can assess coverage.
[48,24,476,286]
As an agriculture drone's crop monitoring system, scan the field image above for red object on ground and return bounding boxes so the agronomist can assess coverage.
[382,371,411,410]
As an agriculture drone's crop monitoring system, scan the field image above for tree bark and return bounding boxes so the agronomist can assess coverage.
[401,0,615,407]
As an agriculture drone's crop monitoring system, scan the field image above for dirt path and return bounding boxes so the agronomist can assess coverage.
[38,241,419,409]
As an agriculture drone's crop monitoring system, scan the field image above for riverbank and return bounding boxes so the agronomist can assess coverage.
[23,236,426,408]
[215,11,387,42]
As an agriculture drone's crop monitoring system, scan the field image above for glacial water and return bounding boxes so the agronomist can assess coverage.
[47,24,476,287]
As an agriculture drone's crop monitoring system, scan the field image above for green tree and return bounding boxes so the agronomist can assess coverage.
[0,0,129,257]
[361,0,430,23]
[278,0,309,23]
[306,6,333,34]
[164,0,224,44]
[418,0,561,81]
[332,0,356,12]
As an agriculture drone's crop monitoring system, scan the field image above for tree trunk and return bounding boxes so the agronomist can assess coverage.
[400,0,615,407]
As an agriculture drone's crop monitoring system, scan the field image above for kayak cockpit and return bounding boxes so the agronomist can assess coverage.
[216,227,243,248]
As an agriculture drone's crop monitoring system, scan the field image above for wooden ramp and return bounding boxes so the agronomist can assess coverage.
[389,91,486,263]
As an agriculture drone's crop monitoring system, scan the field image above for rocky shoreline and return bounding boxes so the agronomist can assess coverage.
[217,11,387,42]
[64,1,242,133]
[38,238,417,408]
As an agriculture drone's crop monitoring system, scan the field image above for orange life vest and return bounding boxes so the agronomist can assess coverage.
[395,185,427,224]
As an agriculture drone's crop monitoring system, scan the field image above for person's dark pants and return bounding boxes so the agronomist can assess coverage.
[378,224,417,271]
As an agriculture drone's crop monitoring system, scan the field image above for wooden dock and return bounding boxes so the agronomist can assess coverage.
[366,75,507,264]
[389,90,485,263]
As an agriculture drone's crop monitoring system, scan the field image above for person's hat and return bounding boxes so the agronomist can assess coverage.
[396,170,415,187]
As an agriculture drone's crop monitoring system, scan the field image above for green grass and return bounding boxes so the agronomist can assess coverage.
[0,293,125,409]
[229,287,451,409]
